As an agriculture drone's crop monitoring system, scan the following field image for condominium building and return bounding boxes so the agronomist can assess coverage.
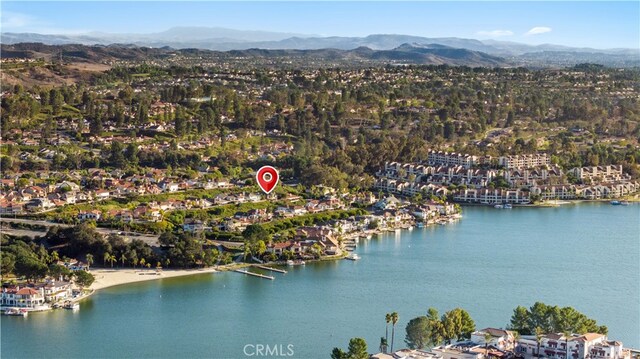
[515,333,630,359]
[499,154,550,169]
[568,165,626,183]
[428,151,478,169]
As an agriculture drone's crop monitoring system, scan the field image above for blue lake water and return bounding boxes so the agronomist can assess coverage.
[2,202,639,358]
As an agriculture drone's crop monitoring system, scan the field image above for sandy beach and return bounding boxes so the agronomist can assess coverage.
[89,267,219,291]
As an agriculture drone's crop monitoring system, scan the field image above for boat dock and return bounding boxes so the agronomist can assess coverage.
[234,269,275,280]
[253,265,287,274]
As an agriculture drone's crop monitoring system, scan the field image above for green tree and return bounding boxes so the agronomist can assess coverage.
[426,307,444,346]
[109,141,126,168]
[484,331,493,356]
[0,252,16,276]
[74,270,95,288]
[405,316,430,349]
[90,116,103,136]
[441,308,475,343]
[509,305,531,334]
[255,240,267,257]
[15,255,48,282]
[85,253,94,270]
[385,313,391,350]
[535,327,544,358]
[347,338,368,359]
[330,348,348,359]
[51,250,60,263]
[48,263,71,280]
[390,312,399,352]
[379,337,388,354]
[242,224,270,244]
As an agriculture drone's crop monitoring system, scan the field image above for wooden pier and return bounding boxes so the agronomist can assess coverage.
[253,265,287,274]
[234,269,275,280]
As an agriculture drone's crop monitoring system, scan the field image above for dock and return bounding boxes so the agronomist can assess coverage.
[253,265,287,274]
[234,269,274,280]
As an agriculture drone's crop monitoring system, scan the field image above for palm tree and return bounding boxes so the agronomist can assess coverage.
[512,331,520,352]
[103,252,110,266]
[85,254,94,270]
[379,337,388,354]
[108,254,116,268]
[120,254,126,268]
[51,251,60,264]
[385,313,391,350]
[390,312,399,352]
[563,331,571,359]
[484,331,493,356]
[535,327,544,358]
[140,258,146,269]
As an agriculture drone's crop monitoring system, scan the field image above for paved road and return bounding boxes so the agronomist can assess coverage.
[0,217,159,246]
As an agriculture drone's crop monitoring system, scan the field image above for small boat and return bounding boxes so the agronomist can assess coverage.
[504,204,513,209]
[4,308,28,317]
[63,302,79,310]
[345,253,360,261]
[286,259,305,266]
[416,222,424,228]
[610,200,621,205]
[494,204,504,209]
[620,201,630,206]
[407,226,414,231]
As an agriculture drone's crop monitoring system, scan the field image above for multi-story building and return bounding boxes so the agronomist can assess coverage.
[499,154,550,169]
[515,333,630,359]
[428,151,478,169]
[569,165,626,183]
[453,188,530,204]
[1,287,46,308]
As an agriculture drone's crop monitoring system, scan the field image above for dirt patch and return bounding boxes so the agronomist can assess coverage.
[66,62,112,72]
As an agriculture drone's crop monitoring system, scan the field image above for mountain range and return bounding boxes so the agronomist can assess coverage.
[2,27,639,67]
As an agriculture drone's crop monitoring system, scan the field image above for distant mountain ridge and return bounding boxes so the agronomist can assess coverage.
[2,27,639,67]
[0,42,510,67]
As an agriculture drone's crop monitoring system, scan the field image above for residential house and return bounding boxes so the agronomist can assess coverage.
[77,210,101,221]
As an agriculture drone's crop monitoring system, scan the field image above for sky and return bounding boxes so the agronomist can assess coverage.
[1,1,639,49]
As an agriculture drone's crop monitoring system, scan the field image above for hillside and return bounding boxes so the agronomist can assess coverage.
[1,43,511,68]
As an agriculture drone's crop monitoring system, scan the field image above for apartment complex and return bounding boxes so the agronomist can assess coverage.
[499,154,551,169]
[428,151,478,169]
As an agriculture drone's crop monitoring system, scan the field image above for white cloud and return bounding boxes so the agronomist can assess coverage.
[525,27,552,36]
[477,30,514,37]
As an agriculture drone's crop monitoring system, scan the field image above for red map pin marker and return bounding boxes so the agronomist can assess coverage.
[256,166,279,194]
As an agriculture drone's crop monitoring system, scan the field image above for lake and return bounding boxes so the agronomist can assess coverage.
[2,202,639,358]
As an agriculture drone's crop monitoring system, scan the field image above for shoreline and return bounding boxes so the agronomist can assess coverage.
[88,267,221,292]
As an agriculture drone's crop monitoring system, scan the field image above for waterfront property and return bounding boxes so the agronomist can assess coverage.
[377,329,631,359]
[515,332,629,359]
[2,204,638,358]
[470,328,516,351]
[1,279,75,311]
[1,287,47,309]
[376,158,639,204]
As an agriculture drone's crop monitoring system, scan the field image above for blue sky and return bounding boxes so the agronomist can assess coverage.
[1,1,639,49]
